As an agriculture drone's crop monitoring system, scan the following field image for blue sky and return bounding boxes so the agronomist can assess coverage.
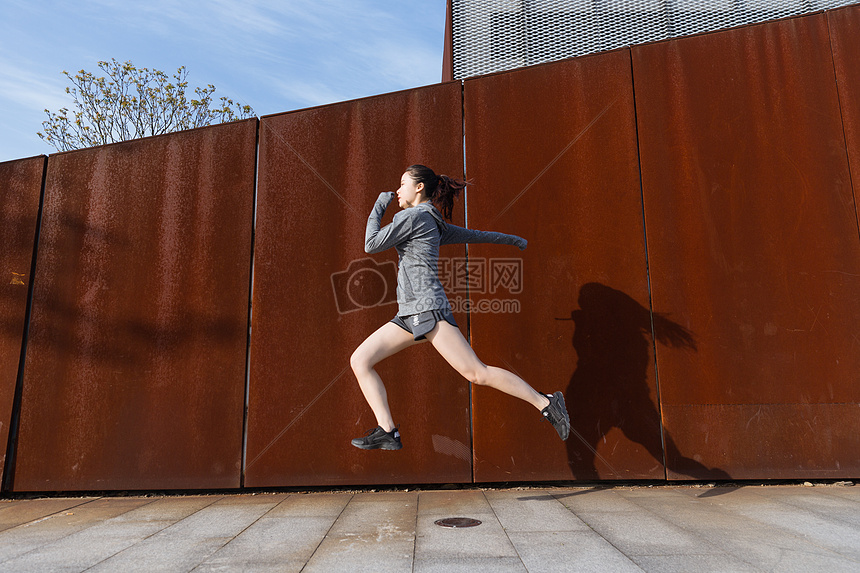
[0,0,447,163]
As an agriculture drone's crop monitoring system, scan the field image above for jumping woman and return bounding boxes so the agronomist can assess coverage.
[350,164,570,450]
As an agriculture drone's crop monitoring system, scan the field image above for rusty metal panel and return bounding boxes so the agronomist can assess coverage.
[247,83,470,487]
[0,156,45,482]
[661,404,860,480]
[633,14,860,479]
[464,50,665,482]
[11,120,257,491]
[829,5,860,231]
[442,0,454,82]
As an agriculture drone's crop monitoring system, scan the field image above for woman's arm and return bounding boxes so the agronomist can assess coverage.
[440,224,527,250]
[364,192,413,253]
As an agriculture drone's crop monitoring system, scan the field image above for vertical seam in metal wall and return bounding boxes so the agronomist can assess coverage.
[826,11,860,243]
[628,48,670,481]
[2,155,48,493]
[460,79,476,484]
[240,119,261,489]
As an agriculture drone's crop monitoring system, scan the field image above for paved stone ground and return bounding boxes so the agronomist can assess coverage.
[0,483,857,572]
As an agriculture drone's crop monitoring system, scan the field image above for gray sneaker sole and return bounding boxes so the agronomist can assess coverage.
[351,438,403,450]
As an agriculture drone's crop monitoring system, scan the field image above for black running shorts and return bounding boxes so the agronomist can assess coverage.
[390,309,458,341]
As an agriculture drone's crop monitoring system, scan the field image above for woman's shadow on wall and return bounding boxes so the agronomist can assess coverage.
[562,282,730,483]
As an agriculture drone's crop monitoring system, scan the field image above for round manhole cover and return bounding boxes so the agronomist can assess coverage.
[434,517,482,528]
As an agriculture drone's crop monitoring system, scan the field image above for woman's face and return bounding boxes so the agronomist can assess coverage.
[396,171,425,209]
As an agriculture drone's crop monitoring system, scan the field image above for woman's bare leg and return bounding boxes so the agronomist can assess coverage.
[426,321,550,410]
[350,322,419,431]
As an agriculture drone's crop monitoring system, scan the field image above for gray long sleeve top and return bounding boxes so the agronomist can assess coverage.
[365,192,526,316]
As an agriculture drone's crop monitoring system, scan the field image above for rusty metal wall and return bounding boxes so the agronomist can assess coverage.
[10,120,258,491]
[246,83,471,487]
[633,13,860,479]
[1,8,857,492]
[0,156,45,483]
[463,49,667,482]
[829,4,860,232]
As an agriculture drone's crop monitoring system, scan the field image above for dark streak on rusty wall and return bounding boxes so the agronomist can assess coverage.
[0,156,45,482]
[11,120,258,491]
[463,50,667,482]
[828,5,860,236]
[246,83,471,487]
[633,13,860,479]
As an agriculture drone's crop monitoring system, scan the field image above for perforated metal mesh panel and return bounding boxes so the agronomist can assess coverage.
[451,0,852,79]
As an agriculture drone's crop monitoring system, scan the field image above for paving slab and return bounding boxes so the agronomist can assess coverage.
[414,513,518,560]
[552,487,645,513]
[195,493,354,571]
[574,509,721,556]
[413,488,524,570]
[302,492,416,573]
[86,494,280,573]
[413,556,527,572]
[417,489,495,517]
[817,485,860,503]
[484,489,590,532]
[629,553,760,573]
[0,497,96,532]
[620,486,860,570]
[679,486,860,562]
[507,531,643,573]
[193,515,336,573]
[265,491,351,518]
[0,484,857,572]
[0,497,151,564]
[0,496,217,573]
[735,487,860,527]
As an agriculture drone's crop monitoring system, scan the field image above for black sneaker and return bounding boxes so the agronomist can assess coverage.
[351,426,403,450]
[541,392,570,441]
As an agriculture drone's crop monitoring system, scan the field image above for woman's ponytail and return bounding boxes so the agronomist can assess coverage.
[433,174,466,221]
[405,164,467,221]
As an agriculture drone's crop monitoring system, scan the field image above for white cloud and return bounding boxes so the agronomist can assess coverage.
[0,60,70,112]
[355,36,443,87]
[268,77,349,110]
